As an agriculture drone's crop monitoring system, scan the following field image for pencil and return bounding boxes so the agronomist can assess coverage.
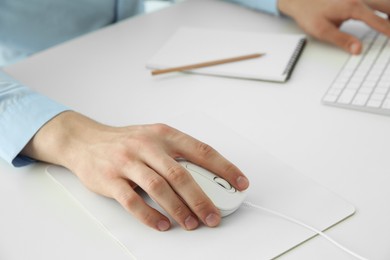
[150,53,265,76]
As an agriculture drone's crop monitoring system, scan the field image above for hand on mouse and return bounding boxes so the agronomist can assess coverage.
[21,111,250,231]
[277,0,390,54]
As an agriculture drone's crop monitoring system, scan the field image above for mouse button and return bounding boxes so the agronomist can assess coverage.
[213,177,233,190]
[188,169,211,189]
[184,162,216,180]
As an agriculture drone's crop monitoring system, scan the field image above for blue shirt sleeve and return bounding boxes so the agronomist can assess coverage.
[224,0,280,15]
[0,0,144,66]
[0,70,69,167]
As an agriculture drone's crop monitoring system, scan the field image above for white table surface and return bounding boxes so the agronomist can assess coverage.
[2,0,390,259]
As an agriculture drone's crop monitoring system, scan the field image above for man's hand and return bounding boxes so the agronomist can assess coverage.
[278,0,390,54]
[21,111,249,231]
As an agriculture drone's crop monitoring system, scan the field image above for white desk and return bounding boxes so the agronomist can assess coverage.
[3,0,390,259]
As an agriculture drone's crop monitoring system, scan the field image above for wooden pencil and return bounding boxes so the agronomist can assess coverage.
[151,53,264,76]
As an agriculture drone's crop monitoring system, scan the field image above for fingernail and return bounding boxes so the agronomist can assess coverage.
[236,176,249,190]
[184,215,199,230]
[157,220,170,231]
[350,42,360,55]
[205,213,220,227]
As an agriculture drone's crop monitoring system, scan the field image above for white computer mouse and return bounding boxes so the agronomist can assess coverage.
[178,160,247,217]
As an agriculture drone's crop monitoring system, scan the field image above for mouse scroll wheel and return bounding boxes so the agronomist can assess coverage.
[213,177,233,190]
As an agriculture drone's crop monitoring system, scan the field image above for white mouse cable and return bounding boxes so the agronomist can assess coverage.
[243,201,368,260]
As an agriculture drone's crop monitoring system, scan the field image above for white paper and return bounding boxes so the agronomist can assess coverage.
[146,27,306,82]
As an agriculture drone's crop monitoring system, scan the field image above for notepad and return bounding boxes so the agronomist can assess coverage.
[146,27,306,82]
[47,112,354,260]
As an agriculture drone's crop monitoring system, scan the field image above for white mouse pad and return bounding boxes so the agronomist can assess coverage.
[47,112,355,259]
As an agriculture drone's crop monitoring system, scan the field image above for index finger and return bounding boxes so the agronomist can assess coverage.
[314,20,363,54]
[167,129,250,191]
[352,3,390,36]
[364,0,390,15]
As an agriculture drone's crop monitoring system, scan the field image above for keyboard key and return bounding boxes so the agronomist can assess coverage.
[329,88,344,96]
[323,94,338,103]
[352,94,369,106]
[358,86,374,94]
[361,80,377,88]
[374,87,389,95]
[338,89,356,104]
[370,93,386,101]
[382,99,390,109]
[367,99,382,108]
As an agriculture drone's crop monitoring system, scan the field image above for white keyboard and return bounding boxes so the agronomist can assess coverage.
[322,30,390,116]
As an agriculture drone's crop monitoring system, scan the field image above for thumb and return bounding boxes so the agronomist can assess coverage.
[317,22,362,54]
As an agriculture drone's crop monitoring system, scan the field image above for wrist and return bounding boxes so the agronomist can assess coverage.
[21,111,107,169]
[277,0,296,17]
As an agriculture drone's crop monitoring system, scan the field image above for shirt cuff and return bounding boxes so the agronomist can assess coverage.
[225,0,280,16]
[0,70,69,167]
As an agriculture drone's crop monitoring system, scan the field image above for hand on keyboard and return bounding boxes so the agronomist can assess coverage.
[278,0,390,54]
[323,30,390,116]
